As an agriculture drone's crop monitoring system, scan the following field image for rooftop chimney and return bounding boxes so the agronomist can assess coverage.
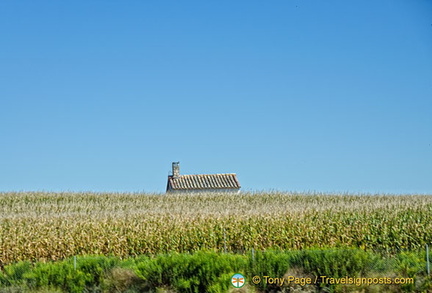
[172,162,180,179]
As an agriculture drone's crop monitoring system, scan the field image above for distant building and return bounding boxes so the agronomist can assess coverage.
[166,162,241,193]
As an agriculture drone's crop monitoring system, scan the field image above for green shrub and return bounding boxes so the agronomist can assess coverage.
[135,251,247,293]
[23,261,88,293]
[394,252,426,292]
[0,261,32,287]
[294,248,377,277]
[0,249,429,292]
[75,256,118,289]
[19,256,117,293]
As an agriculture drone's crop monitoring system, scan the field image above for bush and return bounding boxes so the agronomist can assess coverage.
[293,248,377,277]
[135,251,247,293]
[19,256,117,293]
[0,249,429,292]
[23,261,88,293]
[0,261,32,287]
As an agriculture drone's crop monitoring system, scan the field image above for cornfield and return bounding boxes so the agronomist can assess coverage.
[0,191,431,266]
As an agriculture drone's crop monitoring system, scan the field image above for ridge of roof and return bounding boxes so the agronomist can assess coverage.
[168,173,241,190]
[177,173,237,176]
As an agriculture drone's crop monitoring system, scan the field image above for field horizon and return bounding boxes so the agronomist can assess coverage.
[1,191,432,292]
[1,191,432,266]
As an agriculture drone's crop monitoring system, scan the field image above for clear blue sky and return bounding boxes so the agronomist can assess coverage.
[1,0,431,194]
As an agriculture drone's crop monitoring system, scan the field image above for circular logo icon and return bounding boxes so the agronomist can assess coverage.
[252,275,261,284]
[231,273,246,288]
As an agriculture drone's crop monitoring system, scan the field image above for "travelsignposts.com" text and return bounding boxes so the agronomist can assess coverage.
[250,275,414,287]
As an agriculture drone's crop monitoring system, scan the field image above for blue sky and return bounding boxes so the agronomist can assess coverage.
[1,0,431,194]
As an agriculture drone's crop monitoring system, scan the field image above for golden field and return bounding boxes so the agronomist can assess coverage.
[0,192,431,266]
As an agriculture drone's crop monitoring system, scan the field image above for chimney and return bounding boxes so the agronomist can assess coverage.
[172,162,180,179]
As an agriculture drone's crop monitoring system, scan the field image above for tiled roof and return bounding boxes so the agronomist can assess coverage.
[168,173,240,190]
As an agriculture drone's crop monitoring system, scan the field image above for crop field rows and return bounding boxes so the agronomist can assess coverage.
[0,192,432,266]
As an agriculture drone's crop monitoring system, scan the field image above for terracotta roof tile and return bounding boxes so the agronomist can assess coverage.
[168,173,240,190]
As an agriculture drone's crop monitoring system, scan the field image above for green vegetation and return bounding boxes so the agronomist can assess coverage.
[0,192,431,292]
[1,192,432,265]
[0,249,430,292]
